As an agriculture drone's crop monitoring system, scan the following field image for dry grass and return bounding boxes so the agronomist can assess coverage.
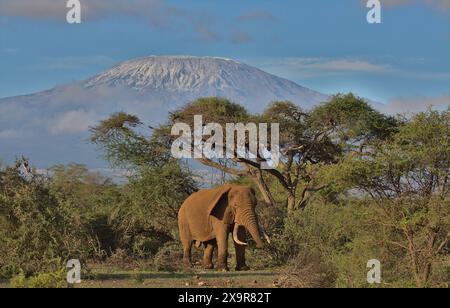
[0,268,280,289]
[275,252,335,288]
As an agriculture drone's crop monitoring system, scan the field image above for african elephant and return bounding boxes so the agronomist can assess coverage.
[178,184,269,271]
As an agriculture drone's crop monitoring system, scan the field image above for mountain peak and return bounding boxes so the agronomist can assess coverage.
[83,56,327,108]
[84,56,244,91]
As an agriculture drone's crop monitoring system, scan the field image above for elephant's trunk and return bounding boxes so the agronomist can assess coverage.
[246,223,265,249]
[240,207,265,249]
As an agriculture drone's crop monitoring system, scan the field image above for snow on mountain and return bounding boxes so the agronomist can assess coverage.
[0,56,328,167]
[83,56,327,108]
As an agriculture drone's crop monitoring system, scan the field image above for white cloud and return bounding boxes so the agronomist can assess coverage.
[258,57,394,79]
[395,71,450,81]
[0,0,178,24]
[376,94,450,114]
[50,109,98,135]
[255,57,450,81]
[298,58,392,73]
[0,0,66,19]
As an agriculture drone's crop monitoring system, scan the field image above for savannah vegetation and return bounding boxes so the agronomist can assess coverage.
[0,94,448,288]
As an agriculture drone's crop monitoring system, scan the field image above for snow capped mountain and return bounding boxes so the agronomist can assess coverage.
[82,56,327,108]
[85,56,248,91]
[0,56,328,168]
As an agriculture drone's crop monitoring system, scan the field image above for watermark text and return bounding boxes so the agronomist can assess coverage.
[171,116,280,169]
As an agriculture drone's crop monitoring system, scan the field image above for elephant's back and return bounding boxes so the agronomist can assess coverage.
[179,187,218,211]
[178,189,217,242]
[179,191,202,214]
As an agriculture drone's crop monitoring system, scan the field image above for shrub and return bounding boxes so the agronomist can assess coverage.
[10,270,67,289]
[152,242,185,272]
[0,265,20,280]
[104,249,136,270]
[276,251,335,288]
[131,270,145,284]
[10,271,27,288]
[0,162,70,277]
[276,197,379,288]
[27,270,66,289]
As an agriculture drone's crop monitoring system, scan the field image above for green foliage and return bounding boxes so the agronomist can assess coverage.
[309,93,399,145]
[9,269,66,289]
[284,108,450,288]
[49,164,118,260]
[171,97,250,125]
[261,101,340,165]
[9,271,27,288]
[1,97,447,289]
[108,163,198,259]
[0,158,196,278]
[131,270,145,284]
[90,112,170,168]
[276,197,410,287]
[27,269,66,288]
[0,162,69,277]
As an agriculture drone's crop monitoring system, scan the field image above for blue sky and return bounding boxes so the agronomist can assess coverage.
[1,0,449,108]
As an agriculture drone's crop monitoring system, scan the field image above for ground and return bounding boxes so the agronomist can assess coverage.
[0,269,280,288]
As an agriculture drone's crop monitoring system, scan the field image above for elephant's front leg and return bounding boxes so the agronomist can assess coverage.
[214,222,230,271]
[234,226,250,271]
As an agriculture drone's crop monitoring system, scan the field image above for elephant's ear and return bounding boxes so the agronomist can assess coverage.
[208,185,234,225]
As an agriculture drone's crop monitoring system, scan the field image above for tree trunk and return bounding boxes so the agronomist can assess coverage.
[287,193,296,214]
[252,170,276,207]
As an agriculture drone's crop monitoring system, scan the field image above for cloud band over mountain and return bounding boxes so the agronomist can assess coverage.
[0,0,171,20]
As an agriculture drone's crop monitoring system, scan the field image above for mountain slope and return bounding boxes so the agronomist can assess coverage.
[82,56,327,108]
[0,56,328,167]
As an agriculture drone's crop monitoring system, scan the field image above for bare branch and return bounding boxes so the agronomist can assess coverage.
[196,158,248,177]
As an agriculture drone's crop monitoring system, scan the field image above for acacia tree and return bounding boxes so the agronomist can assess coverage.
[90,94,397,214]
[89,113,198,248]
[90,113,172,169]
[321,108,449,287]
[162,95,397,213]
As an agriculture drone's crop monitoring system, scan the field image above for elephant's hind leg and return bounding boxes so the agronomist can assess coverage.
[183,244,192,267]
[179,217,193,267]
[202,241,216,270]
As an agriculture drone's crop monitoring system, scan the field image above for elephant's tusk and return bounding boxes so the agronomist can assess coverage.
[259,226,271,244]
[233,225,248,246]
[262,231,271,244]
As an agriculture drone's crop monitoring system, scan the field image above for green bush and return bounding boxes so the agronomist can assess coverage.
[27,270,66,289]
[10,271,27,288]
[0,265,20,280]
[9,270,66,289]
[276,197,386,288]
[0,162,70,277]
